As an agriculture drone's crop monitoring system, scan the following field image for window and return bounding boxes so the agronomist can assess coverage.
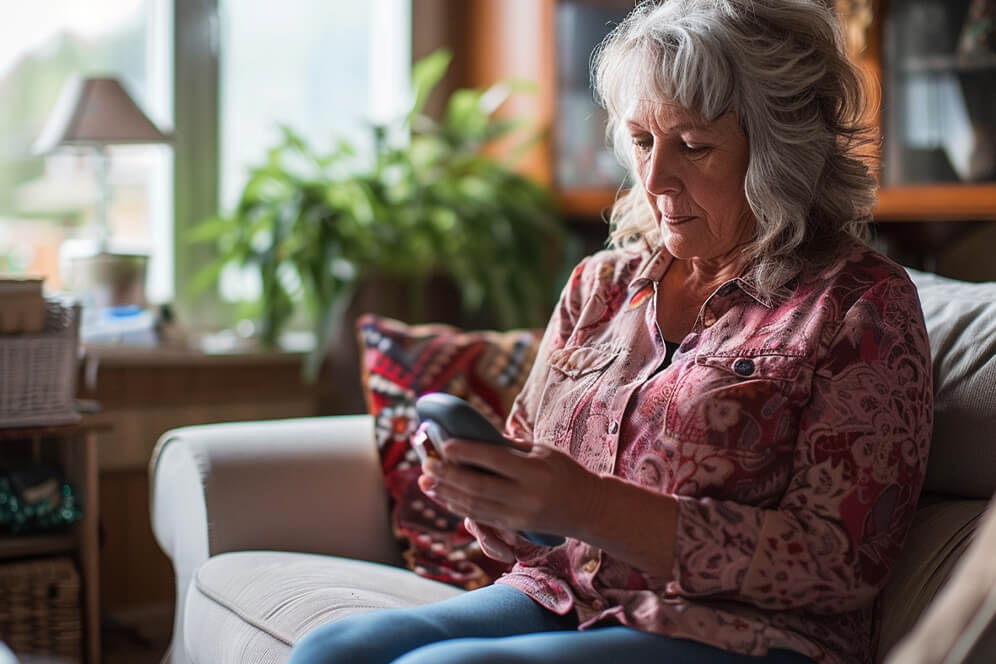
[215,0,411,302]
[0,0,410,327]
[0,0,173,300]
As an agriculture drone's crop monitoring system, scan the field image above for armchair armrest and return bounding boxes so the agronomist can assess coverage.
[150,415,402,663]
[151,413,401,564]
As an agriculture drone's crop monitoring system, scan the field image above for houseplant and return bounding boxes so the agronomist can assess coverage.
[192,50,575,379]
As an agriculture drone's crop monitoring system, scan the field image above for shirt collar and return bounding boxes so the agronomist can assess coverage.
[627,243,796,309]
[729,276,794,308]
[627,244,674,288]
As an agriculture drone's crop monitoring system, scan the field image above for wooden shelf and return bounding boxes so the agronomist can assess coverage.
[875,184,996,221]
[557,187,617,221]
[902,53,996,73]
[0,417,111,441]
[0,421,103,662]
[453,2,996,227]
[556,184,996,223]
[0,532,76,560]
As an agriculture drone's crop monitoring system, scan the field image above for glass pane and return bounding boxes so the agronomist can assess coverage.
[882,0,996,186]
[218,0,410,212]
[0,0,173,300]
[555,1,629,190]
[217,0,409,302]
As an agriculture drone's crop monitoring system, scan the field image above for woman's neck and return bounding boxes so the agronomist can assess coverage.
[667,255,745,300]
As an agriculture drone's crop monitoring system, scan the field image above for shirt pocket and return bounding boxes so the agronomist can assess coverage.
[547,344,619,379]
[533,344,620,446]
[664,352,809,453]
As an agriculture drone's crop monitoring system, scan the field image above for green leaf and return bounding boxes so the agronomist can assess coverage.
[444,89,487,137]
[279,124,309,153]
[187,215,234,243]
[189,256,230,295]
[409,48,452,122]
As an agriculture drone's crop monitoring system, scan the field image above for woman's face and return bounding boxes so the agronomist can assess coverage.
[626,100,755,265]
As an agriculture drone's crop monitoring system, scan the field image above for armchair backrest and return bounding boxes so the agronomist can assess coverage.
[907,268,996,499]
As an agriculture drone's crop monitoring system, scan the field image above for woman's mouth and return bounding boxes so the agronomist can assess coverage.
[662,215,696,226]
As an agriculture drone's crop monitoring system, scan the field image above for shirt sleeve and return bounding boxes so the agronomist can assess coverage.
[670,276,933,613]
[504,257,591,443]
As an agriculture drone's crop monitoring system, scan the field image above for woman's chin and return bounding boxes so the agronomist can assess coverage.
[660,232,698,260]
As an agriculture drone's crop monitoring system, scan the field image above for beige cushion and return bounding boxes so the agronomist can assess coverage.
[907,269,996,498]
[885,496,996,664]
[183,552,464,664]
[877,499,989,661]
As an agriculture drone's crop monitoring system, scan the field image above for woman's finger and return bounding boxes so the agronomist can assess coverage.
[439,439,533,479]
[465,518,520,546]
[425,481,524,532]
[421,458,537,512]
[464,518,514,563]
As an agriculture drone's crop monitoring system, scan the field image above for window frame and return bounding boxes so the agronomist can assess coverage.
[171,0,414,334]
[172,0,233,331]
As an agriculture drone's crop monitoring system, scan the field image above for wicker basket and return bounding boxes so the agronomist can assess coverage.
[0,556,81,660]
[0,298,81,428]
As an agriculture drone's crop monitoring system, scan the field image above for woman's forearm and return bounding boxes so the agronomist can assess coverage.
[579,474,679,580]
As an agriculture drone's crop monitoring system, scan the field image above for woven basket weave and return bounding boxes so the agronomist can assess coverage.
[0,556,81,659]
[0,299,80,428]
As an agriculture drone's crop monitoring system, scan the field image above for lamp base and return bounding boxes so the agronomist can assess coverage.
[67,251,148,310]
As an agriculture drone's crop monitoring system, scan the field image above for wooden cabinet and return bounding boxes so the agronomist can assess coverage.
[449,0,996,224]
[0,420,105,663]
[841,0,996,221]
[447,0,620,222]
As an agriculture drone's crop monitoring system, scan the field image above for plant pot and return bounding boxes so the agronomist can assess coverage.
[322,273,475,415]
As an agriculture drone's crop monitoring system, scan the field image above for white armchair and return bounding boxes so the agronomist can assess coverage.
[149,415,461,664]
[150,269,996,664]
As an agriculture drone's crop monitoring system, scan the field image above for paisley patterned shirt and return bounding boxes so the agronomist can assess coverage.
[494,240,932,664]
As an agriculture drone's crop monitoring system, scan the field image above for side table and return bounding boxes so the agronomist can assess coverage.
[0,418,107,664]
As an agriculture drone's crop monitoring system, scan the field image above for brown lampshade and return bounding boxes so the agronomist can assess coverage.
[33,75,170,153]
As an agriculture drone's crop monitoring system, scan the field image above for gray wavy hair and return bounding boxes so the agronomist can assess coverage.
[593,0,876,297]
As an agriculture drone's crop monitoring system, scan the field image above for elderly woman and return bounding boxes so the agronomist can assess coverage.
[288,1,932,663]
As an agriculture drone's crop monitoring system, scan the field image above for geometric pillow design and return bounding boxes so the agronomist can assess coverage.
[356,314,541,589]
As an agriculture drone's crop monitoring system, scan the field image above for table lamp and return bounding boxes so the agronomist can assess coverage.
[33,75,170,312]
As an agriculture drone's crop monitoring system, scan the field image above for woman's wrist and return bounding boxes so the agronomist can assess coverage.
[580,473,679,580]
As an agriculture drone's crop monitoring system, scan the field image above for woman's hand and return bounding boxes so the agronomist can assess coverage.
[462,518,521,563]
[416,439,599,543]
[418,437,680,578]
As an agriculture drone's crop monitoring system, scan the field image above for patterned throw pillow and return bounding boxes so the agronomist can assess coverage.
[356,314,542,589]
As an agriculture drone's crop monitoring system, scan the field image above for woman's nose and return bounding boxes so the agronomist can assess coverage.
[644,150,682,195]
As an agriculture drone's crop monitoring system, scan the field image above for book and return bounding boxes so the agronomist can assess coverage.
[0,277,46,333]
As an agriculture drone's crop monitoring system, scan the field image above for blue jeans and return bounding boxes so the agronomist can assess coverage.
[287,584,816,664]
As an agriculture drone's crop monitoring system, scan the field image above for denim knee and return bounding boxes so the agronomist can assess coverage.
[287,616,394,664]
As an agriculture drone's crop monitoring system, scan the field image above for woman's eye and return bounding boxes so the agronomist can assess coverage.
[681,142,711,155]
[631,135,653,151]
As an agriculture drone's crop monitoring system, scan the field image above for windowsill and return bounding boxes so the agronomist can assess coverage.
[82,330,315,368]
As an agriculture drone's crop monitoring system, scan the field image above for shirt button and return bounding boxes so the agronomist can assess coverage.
[583,559,598,574]
[608,421,619,434]
[591,599,606,611]
[733,359,756,376]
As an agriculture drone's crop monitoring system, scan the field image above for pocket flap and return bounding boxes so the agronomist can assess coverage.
[549,345,618,379]
[695,353,803,381]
